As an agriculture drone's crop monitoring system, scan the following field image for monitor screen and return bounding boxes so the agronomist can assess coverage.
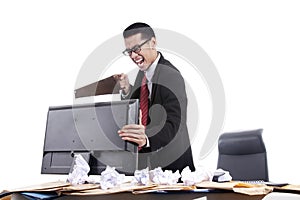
[41,99,139,175]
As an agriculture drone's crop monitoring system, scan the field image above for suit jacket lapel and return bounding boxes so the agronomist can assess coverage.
[150,55,165,106]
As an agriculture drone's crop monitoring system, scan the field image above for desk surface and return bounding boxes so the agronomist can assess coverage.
[13,191,265,200]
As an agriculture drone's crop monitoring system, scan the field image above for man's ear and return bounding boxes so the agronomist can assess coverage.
[150,37,157,49]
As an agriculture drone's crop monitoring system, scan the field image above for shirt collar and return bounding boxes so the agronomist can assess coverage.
[144,52,161,82]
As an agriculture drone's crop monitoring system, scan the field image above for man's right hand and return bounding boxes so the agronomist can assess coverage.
[115,73,130,95]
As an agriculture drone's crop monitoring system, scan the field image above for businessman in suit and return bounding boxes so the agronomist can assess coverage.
[117,22,195,172]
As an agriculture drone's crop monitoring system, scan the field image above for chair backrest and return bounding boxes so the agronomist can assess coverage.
[217,129,269,181]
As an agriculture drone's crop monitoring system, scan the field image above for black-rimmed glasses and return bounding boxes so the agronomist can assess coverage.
[122,39,151,56]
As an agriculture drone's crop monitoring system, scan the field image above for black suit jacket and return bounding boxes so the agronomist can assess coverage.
[125,53,195,172]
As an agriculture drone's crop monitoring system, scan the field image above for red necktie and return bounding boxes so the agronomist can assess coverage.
[140,74,149,126]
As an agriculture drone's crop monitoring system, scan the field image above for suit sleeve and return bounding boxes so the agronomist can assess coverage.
[121,71,143,100]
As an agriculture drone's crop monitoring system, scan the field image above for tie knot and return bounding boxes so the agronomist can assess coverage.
[142,74,147,85]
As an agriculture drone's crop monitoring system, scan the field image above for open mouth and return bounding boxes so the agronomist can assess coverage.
[134,57,144,67]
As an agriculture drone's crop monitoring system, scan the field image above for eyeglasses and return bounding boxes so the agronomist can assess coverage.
[122,39,151,56]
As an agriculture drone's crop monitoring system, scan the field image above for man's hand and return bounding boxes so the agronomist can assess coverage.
[115,73,130,95]
[118,124,147,147]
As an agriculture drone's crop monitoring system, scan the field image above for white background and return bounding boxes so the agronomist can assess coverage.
[1,0,300,191]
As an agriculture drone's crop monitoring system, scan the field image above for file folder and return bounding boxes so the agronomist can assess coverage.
[74,75,121,98]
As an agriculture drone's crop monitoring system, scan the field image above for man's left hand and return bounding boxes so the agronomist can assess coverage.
[118,124,147,147]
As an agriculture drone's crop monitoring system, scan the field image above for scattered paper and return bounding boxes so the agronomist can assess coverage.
[181,166,212,185]
[99,166,125,190]
[233,185,273,195]
[67,154,90,185]
[133,168,150,185]
[149,167,181,185]
[197,180,273,195]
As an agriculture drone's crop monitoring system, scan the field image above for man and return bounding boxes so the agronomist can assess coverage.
[117,22,195,172]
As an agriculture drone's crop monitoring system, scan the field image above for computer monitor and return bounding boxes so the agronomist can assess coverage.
[41,99,139,175]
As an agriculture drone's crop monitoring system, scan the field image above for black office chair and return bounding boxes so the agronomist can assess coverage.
[217,129,269,181]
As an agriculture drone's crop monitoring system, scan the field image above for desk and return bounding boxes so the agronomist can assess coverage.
[12,191,266,200]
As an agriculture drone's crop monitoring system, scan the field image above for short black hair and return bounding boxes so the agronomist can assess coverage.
[123,22,156,40]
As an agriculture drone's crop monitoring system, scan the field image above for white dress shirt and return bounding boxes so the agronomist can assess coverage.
[144,52,161,98]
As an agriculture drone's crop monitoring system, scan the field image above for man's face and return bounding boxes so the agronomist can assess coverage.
[124,33,157,71]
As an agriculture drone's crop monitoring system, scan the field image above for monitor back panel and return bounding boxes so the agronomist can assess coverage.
[41,100,139,175]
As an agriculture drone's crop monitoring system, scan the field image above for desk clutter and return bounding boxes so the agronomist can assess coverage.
[0,155,299,199]
[2,179,300,199]
[2,164,300,199]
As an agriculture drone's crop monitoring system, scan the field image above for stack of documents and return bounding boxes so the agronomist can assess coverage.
[2,180,300,198]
